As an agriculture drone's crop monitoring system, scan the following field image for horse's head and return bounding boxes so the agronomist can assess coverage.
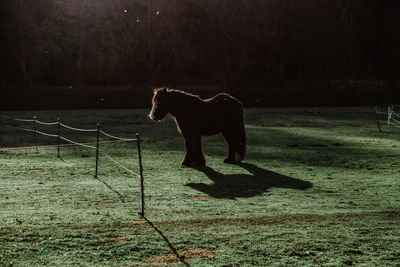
[149,87,170,121]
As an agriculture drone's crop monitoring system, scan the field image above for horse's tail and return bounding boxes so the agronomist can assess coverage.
[232,99,246,161]
[238,112,246,161]
[224,95,246,162]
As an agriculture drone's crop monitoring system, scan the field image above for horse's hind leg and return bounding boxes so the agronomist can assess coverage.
[222,131,239,163]
[223,124,245,163]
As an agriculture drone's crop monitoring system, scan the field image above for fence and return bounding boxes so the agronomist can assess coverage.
[0,113,145,216]
[374,105,400,132]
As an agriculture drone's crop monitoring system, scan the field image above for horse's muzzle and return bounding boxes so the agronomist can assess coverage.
[148,113,161,122]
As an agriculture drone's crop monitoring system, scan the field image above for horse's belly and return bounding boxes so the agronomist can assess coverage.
[201,128,222,136]
[200,115,225,136]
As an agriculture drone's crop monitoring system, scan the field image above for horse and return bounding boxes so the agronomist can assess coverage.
[149,87,246,166]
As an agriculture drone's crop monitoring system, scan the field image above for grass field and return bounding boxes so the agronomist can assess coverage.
[0,106,399,266]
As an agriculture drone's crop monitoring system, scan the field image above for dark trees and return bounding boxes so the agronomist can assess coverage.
[0,0,396,87]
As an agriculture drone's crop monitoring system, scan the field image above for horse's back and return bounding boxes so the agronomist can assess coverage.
[200,93,243,135]
[206,93,243,117]
[205,93,242,108]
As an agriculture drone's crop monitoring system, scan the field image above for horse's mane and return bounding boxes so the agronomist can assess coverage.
[154,88,203,103]
[169,89,202,101]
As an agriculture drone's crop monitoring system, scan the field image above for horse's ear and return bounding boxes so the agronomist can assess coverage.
[153,87,168,95]
[159,87,169,94]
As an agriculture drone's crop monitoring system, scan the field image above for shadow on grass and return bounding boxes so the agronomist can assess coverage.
[95,177,126,202]
[142,216,190,266]
[187,162,312,198]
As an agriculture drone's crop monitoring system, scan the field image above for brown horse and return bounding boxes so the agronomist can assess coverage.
[149,88,246,166]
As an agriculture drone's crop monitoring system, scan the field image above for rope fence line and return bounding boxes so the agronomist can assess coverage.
[0,138,140,153]
[1,114,35,122]
[374,110,400,118]
[59,122,97,132]
[2,123,36,133]
[1,113,139,139]
[2,122,98,149]
[59,136,97,149]
[388,121,400,129]
[99,130,137,141]
[36,120,59,126]
[390,116,400,125]
[36,129,59,139]
[103,153,140,177]
[0,112,145,216]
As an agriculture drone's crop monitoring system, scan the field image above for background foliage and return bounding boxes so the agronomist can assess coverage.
[1,0,399,87]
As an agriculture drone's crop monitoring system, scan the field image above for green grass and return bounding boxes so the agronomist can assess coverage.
[0,106,399,266]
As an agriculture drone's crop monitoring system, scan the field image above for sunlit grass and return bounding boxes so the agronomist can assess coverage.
[0,106,399,266]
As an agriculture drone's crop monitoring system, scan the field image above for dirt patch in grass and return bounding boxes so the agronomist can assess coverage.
[187,196,233,200]
[187,196,218,200]
[157,211,400,228]
[93,201,109,206]
[144,248,215,264]
[68,222,151,232]
[128,219,147,224]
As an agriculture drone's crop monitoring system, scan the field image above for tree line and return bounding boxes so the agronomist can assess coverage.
[0,0,399,88]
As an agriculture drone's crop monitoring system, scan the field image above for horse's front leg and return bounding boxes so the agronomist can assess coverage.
[181,135,193,166]
[191,135,206,166]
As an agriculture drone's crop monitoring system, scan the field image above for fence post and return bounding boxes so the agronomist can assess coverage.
[33,116,38,153]
[387,106,392,126]
[95,123,100,178]
[57,118,61,157]
[136,133,145,216]
[0,114,2,146]
[374,106,381,132]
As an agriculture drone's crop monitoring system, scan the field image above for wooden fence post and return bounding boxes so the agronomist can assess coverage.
[95,123,100,178]
[136,133,145,216]
[57,118,61,157]
[33,116,38,153]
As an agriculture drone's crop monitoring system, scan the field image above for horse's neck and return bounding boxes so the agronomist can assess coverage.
[169,92,201,119]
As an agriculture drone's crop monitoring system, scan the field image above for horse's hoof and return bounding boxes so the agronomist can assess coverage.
[190,161,206,167]
[224,152,242,163]
[234,152,242,162]
[223,157,235,163]
[181,159,192,166]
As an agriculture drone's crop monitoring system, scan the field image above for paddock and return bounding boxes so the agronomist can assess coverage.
[0,107,399,266]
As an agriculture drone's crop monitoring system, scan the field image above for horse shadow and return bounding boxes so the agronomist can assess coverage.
[187,162,312,199]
